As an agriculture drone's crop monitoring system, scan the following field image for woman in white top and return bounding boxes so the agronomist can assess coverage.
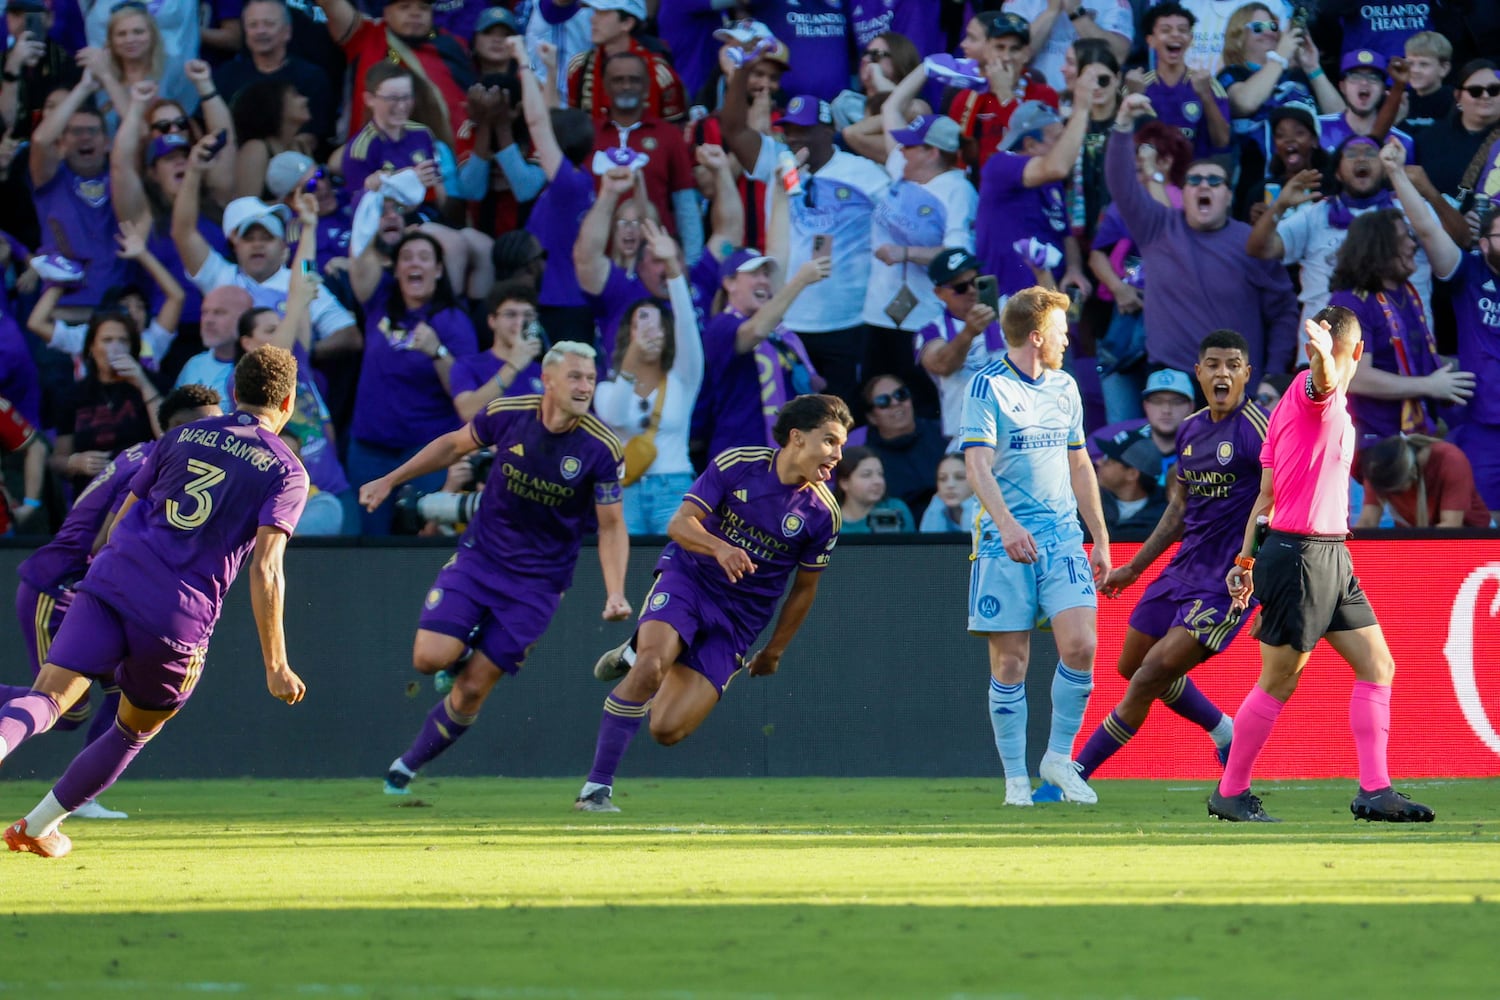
[592,220,704,535]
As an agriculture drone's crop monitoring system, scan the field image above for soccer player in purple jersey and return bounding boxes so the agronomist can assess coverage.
[1211,308,1434,824]
[576,394,851,812]
[2,347,308,859]
[361,341,633,795]
[1076,330,1267,787]
[6,385,224,820]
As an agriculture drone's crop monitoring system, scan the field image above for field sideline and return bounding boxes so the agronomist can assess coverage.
[1,776,1495,999]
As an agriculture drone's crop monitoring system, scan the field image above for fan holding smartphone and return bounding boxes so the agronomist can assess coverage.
[916,248,1007,440]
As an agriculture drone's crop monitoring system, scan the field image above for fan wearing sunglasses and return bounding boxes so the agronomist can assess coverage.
[861,374,947,513]
[1216,3,1340,168]
[1106,93,1299,381]
[918,247,1003,440]
[1412,58,1500,204]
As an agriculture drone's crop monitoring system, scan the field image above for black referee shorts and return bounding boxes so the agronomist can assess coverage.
[1253,530,1377,652]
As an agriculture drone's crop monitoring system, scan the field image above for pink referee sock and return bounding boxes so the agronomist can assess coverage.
[1349,681,1393,791]
[1218,687,1286,797]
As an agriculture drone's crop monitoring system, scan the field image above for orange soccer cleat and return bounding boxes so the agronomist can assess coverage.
[4,818,72,858]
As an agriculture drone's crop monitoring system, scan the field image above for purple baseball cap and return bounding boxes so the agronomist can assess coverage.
[719,248,778,282]
[1341,48,1388,78]
[146,132,191,165]
[781,95,832,128]
[890,114,961,153]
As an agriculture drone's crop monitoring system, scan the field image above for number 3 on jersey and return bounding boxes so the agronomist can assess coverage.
[166,459,227,530]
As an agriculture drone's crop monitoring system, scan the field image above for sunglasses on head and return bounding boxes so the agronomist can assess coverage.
[1185,173,1227,187]
[1463,83,1500,98]
[151,116,190,133]
[944,279,976,294]
[1245,19,1277,34]
[871,386,911,409]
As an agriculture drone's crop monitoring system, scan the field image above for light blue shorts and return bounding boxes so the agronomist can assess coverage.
[968,519,1096,633]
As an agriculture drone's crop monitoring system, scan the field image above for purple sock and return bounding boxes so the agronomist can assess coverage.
[0,691,61,757]
[1160,676,1225,732]
[84,687,121,745]
[399,696,478,773]
[586,694,649,786]
[52,719,153,811]
[1076,710,1137,780]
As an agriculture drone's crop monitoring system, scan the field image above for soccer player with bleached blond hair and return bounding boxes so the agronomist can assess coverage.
[361,341,633,796]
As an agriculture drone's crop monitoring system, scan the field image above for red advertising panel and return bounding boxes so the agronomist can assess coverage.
[1086,538,1500,779]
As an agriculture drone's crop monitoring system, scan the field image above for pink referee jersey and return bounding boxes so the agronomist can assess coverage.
[1261,370,1355,536]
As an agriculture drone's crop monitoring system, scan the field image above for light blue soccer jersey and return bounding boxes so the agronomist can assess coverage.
[959,355,1086,533]
[751,136,890,332]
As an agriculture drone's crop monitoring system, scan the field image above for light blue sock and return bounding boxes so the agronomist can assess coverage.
[988,678,1028,779]
[1047,664,1094,758]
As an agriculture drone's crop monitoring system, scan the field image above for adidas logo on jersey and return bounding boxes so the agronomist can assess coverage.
[509,443,524,456]
[733,489,748,502]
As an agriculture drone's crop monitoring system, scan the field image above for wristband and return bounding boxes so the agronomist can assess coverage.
[21,497,41,508]
[1234,555,1255,570]
[200,89,220,102]
[1308,67,1325,80]
[2,70,18,83]
[434,345,451,361]
[1068,8,1093,20]
[1266,51,1288,68]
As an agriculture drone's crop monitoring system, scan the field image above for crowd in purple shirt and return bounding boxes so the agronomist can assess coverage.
[4,0,1500,540]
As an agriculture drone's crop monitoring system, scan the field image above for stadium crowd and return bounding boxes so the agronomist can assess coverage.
[3,0,1500,541]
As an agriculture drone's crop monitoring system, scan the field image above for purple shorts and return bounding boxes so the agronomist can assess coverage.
[638,570,752,694]
[15,580,71,676]
[416,552,562,673]
[1127,571,1250,656]
[45,591,207,712]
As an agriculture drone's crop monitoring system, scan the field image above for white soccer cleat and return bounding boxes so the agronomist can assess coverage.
[71,800,128,819]
[1004,776,1035,807]
[1040,751,1098,804]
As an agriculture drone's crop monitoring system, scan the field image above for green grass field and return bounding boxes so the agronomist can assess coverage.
[1,777,1496,999]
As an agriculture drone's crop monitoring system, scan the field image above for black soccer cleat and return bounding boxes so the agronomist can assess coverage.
[1207,787,1280,823]
[1351,786,1434,823]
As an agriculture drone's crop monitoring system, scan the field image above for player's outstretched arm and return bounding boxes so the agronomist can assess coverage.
[359,426,481,511]
[1068,448,1111,582]
[747,569,823,677]
[1227,468,1275,611]
[250,526,305,705]
[595,499,632,621]
[667,501,755,582]
[1103,474,1186,596]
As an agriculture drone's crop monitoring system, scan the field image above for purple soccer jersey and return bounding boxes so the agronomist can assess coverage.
[342,122,439,198]
[1143,73,1231,158]
[462,396,624,591]
[79,411,309,652]
[977,151,1067,297]
[450,351,544,399]
[30,163,130,308]
[18,441,153,594]
[528,157,594,309]
[650,447,840,637]
[1164,398,1270,586]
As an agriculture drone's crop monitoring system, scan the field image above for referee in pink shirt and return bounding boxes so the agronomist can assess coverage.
[1211,306,1435,824]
